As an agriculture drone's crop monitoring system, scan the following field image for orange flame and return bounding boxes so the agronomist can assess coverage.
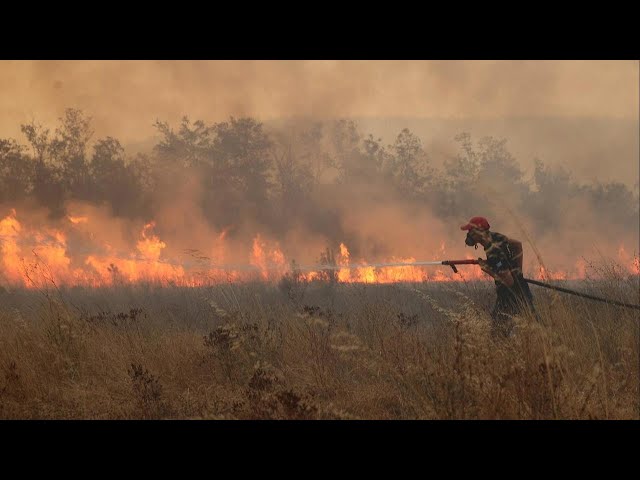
[536,265,568,281]
[1,208,637,288]
[68,215,88,224]
[136,222,166,261]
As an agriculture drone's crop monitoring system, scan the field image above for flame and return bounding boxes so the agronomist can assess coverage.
[0,208,637,288]
[536,265,568,281]
[338,243,351,282]
[575,258,587,279]
[270,244,286,268]
[68,215,88,224]
[251,234,268,280]
[0,209,24,281]
[136,222,166,261]
[205,228,230,271]
[249,235,287,280]
[617,244,640,276]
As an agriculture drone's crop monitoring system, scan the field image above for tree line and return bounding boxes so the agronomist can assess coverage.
[1,108,637,251]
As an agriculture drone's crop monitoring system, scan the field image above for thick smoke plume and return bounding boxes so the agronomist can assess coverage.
[0,60,637,286]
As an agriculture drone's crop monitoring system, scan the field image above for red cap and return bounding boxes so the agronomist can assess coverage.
[460,216,490,231]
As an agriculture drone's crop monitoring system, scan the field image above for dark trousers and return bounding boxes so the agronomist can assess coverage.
[491,275,537,336]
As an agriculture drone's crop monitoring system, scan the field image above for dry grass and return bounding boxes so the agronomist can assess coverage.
[0,271,638,419]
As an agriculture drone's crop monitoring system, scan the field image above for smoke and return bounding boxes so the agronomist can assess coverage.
[1,60,637,128]
[0,61,637,286]
[2,60,637,186]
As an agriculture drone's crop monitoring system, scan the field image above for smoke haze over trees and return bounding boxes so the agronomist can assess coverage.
[0,108,638,273]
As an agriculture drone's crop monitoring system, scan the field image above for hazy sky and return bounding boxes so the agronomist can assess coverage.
[1,60,638,183]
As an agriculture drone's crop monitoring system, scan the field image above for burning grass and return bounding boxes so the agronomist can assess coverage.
[0,270,637,419]
[2,208,639,289]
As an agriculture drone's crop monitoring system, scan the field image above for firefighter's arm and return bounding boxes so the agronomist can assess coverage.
[478,258,515,287]
[508,239,524,270]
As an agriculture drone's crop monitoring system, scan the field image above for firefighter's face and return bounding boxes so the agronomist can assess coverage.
[465,228,483,247]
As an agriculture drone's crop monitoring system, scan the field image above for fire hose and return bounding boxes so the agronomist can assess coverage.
[436,259,639,310]
[289,258,640,310]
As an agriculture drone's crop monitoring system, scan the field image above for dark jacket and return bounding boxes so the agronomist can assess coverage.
[483,231,535,317]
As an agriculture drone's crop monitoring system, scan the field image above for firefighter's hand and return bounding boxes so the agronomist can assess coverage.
[477,258,492,276]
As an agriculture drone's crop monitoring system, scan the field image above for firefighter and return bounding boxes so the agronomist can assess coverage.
[460,216,536,336]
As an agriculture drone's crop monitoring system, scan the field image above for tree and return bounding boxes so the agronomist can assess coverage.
[153,117,214,169]
[0,139,33,202]
[152,116,275,229]
[387,128,432,197]
[435,133,484,219]
[20,109,95,210]
[50,109,94,200]
[49,108,94,164]
[475,136,524,188]
[296,122,335,185]
[211,117,273,194]
[272,144,314,221]
[581,181,639,228]
[331,119,366,183]
[90,137,150,217]
[20,121,50,163]
[19,120,66,215]
[444,132,480,184]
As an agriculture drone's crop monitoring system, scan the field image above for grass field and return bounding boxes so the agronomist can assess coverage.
[0,270,638,419]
